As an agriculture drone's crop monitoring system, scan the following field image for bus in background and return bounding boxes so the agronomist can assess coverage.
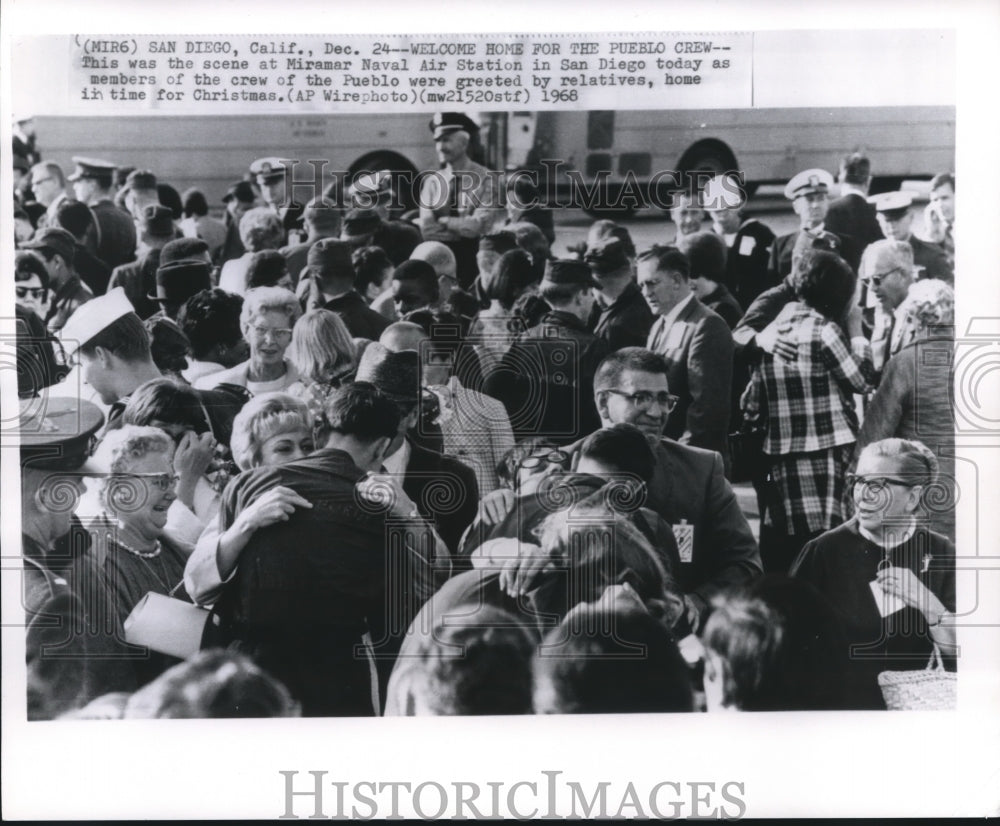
[516,107,955,211]
[33,105,954,213]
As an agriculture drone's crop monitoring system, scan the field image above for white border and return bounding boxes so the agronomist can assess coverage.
[2,0,998,819]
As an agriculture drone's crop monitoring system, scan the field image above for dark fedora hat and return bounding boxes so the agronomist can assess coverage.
[341,208,384,243]
[354,341,420,404]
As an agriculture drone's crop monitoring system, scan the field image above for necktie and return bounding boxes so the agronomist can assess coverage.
[448,174,460,217]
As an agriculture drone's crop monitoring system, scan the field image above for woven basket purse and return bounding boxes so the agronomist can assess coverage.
[878,646,956,711]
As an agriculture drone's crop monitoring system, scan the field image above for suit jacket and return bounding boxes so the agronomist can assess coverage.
[299,282,390,341]
[564,435,762,616]
[588,280,655,351]
[724,219,778,309]
[89,199,137,270]
[647,297,734,459]
[824,192,883,252]
[768,227,860,281]
[403,442,480,555]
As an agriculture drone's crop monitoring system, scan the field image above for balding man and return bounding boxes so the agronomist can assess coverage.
[419,112,500,289]
[860,239,916,379]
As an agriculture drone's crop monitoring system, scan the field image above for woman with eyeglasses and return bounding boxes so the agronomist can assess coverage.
[15,250,51,320]
[790,438,956,709]
[193,286,302,395]
[122,378,229,553]
[77,426,193,687]
[743,249,874,572]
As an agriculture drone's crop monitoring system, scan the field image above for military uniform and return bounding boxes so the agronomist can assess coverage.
[250,157,305,243]
[67,157,137,269]
[20,397,138,719]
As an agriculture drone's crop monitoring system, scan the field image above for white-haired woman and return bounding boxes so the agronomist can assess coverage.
[218,207,285,296]
[79,426,192,685]
[857,279,955,539]
[791,438,956,709]
[194,286,301,394]
[184,392,314,605]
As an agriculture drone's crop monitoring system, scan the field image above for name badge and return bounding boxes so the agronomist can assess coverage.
[673,519,694,563]
[738,235,757,256]
[869,578,905,618]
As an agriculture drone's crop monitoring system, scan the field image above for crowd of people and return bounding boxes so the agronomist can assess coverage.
[13,112,958,718]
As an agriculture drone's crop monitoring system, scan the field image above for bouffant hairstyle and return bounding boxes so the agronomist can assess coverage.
[794,249,857,320]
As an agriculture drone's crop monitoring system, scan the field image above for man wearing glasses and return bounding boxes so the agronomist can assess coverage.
[28,161,69,230]
[585,348,760,630]
[858,239,916,378]
[474,347,760,632]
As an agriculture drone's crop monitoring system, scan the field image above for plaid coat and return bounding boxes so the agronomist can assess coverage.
[748,302,873,456]
[745,302,874,536]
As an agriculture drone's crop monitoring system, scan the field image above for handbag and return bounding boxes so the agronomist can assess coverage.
[728,418,768,484]
[123,590,212,660]
[878,646,956,711]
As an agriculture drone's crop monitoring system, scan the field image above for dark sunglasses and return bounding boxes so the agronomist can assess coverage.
[16,286,46,300]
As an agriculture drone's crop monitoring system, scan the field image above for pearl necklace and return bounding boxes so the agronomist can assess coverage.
[117,538,163,559]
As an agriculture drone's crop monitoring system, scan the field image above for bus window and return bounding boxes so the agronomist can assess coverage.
[587,111,615,150]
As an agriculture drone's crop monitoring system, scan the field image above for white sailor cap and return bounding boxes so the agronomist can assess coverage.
[867,190,916,216]
[59,288,138,358]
